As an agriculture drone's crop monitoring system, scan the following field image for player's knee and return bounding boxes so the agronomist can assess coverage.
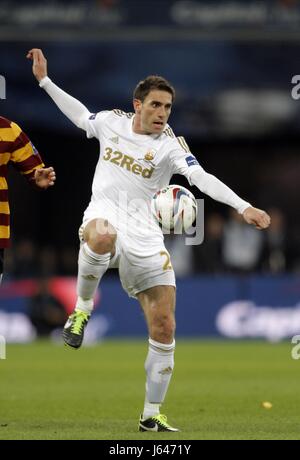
[91,232,115,253]
[152,314,175,343]
[85,220,116,253]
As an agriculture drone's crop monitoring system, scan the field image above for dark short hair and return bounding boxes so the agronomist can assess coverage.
[133,75,175,102]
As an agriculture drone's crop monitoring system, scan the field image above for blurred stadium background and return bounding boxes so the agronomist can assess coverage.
[1,0,300,440]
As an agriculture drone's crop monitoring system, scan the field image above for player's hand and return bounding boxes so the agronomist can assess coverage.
[34,167,56,189]
[26,48,48,82]
[242,206,271,230]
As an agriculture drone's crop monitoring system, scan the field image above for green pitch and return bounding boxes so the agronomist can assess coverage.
[0,339,299,440]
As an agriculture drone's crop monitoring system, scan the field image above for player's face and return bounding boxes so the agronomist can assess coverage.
[134,90,173,134]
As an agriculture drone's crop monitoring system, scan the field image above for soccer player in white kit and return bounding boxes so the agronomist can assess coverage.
[27,48,271,432]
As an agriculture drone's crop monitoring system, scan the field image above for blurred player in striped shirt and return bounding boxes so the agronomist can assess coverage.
[0,116,56,282]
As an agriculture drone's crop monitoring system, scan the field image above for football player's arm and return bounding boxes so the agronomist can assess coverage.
[27,48,91,130]
[10,122,56,190]
[190,168,271,230]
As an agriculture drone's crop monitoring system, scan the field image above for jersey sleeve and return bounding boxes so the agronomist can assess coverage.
[83,110,111,139]
[10,122,45,179]
[169,136,203,183]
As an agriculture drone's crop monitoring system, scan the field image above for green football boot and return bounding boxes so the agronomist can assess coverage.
[62,310,90,349]
[139,414,179,432]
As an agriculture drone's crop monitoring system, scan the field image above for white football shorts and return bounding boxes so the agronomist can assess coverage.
[78,218,176,298]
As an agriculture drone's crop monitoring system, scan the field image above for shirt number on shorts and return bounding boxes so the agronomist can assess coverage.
[160,251,172,270]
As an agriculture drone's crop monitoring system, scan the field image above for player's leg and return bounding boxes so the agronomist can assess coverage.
[137,285,179,432]
[76,218,116,309]
[63,218,116,348]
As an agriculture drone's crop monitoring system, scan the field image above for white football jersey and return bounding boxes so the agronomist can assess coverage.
[82,109,202,256]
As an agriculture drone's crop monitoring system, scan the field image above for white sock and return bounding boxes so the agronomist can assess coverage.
[75,242,110,314]
[75,297,94,314]
[143,338,175,420]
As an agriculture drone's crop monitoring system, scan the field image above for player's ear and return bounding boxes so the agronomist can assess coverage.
[133,98,142,113]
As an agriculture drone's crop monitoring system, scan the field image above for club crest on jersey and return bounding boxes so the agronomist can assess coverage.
[144,151,154,161]
[138,149,157,167]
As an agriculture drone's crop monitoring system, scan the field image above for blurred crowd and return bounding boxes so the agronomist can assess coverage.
[3,207,299,280]
[166,206,300,277]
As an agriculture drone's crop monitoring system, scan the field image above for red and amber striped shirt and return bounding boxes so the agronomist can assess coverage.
[0,116,44,248]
